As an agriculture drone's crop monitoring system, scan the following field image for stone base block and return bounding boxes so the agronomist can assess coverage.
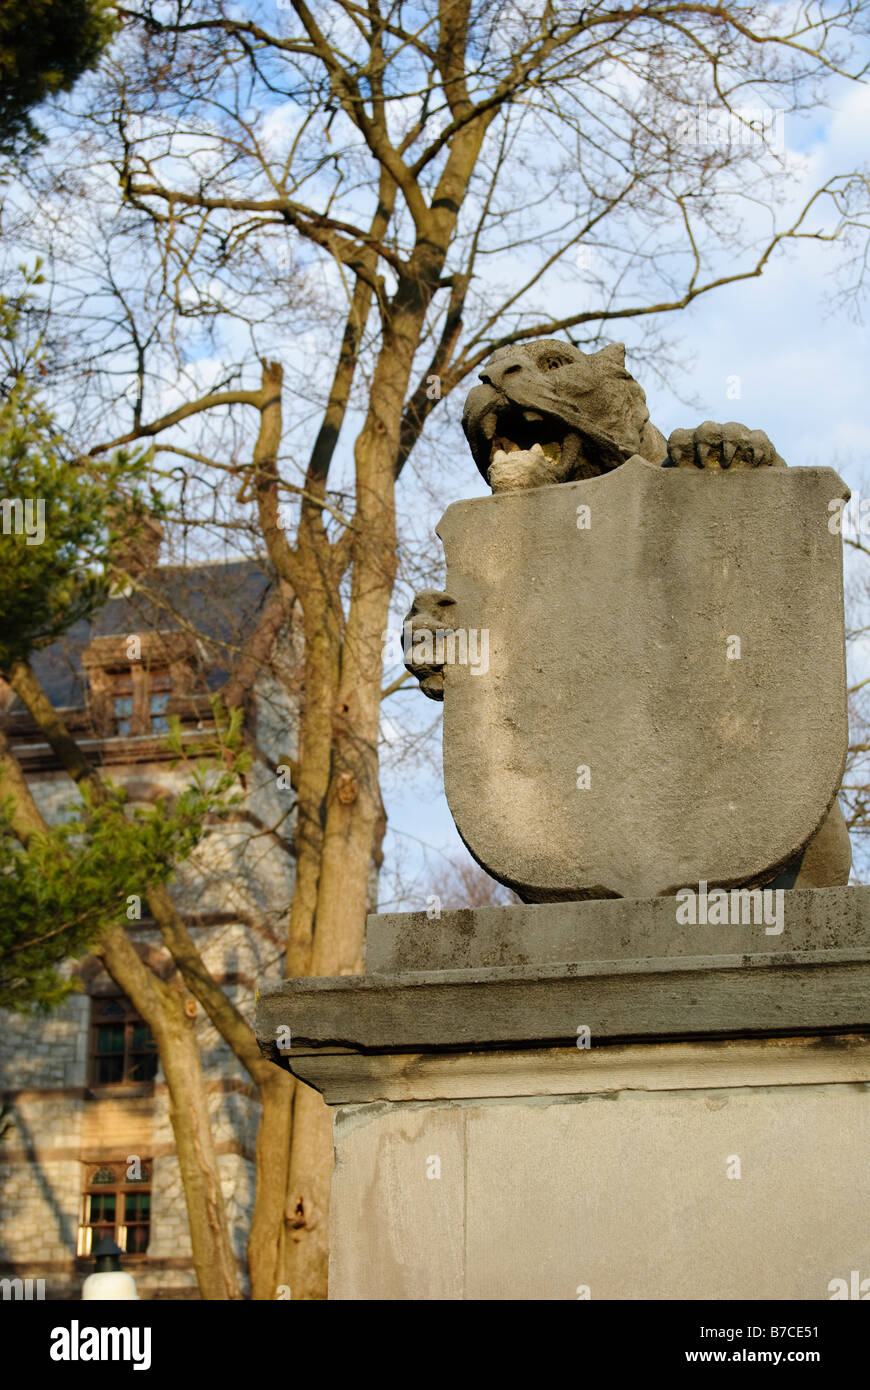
[327,1037,870,1300]
[255,888,870,1300]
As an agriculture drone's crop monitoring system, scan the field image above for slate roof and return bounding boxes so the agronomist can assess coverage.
[25,558,273,710]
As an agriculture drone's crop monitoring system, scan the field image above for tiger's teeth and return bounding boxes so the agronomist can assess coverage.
[530,442,545,457]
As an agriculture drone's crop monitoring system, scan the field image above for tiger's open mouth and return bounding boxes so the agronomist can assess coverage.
[462,386,631,482]
[488,403,569,465]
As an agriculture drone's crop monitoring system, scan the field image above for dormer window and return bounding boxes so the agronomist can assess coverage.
[82,633,197,740]
[105,667,172,738]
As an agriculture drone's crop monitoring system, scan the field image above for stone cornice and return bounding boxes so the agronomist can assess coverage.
[256,947,870,1103]
[287,1032,870,1105]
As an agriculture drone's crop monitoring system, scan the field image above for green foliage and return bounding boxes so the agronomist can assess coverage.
[0,0,117,162]
[0,279,248,1013]
[0,700,251,1012]
[0,269,161,670]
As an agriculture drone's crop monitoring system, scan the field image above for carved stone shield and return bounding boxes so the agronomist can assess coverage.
[438,457,849,900]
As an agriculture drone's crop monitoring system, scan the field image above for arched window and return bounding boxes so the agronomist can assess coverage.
[77,1160,152,1257]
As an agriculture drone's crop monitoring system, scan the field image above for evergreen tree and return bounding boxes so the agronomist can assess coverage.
[0,0,116,161]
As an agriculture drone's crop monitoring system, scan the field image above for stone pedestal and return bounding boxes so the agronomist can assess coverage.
[255,888,870,1300]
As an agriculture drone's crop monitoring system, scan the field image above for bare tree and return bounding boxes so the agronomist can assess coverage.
[840,517,870,878]
[433,852,521,910]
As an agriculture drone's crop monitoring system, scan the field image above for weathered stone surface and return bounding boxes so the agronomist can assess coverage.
[277,1034,870,1106]
[790,798,853,887]
[256,952,870,1070]
[330,1104,466,1300]
[436,460,848,900]
[366,884,870,974]
[328,1081,870,1300]
[257,891,870,1075]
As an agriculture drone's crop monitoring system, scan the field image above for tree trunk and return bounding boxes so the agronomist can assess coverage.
[282,1081,333,1299]
[98,925,243,1300]
[247,1070,295,1300]
[281,314,419,1296]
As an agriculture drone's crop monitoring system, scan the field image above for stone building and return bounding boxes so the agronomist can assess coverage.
[0,554,296,1299]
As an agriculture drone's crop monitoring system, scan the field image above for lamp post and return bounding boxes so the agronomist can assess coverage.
[81,1235,140,1300]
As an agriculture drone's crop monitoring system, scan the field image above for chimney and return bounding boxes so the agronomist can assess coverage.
[109,506,164,578]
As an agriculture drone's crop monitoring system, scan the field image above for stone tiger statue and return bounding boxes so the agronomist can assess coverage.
[404,339,850,890]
